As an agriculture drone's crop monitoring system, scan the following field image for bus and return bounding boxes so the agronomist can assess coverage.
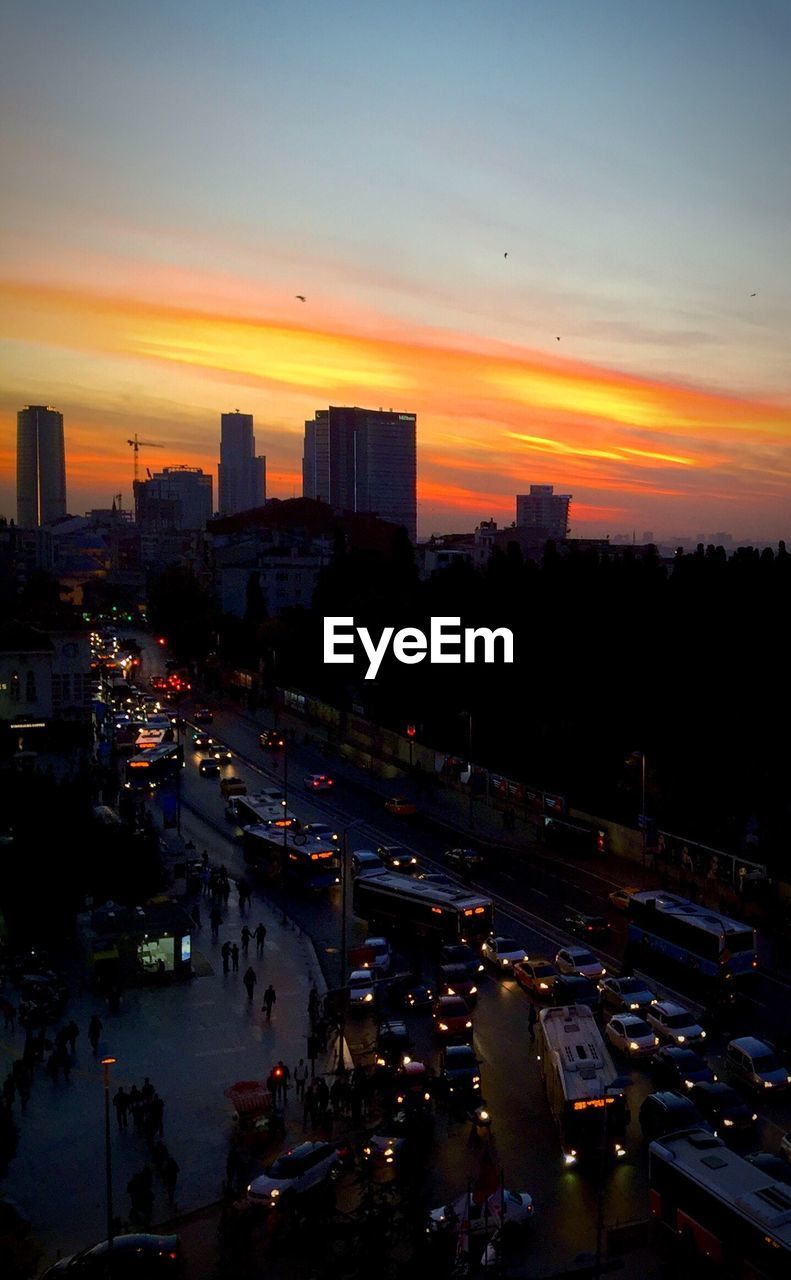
[537,1005,629,1167]
[627,890,758,987]
[649,1128,791,1277]
[242,826,340,891]
[352,872,493,945]
[125,743,184,789]
[229,791,297,831]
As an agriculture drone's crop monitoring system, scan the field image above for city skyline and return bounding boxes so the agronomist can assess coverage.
[2,1,791,540]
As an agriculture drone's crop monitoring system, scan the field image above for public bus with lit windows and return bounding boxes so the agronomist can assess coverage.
[241,825,340,892]
[626,890,758,990]
[649,1128,791,1277]
[125,743,184,789]
[537,1004,629,1167]
[352,872,493,946]
[229,792,297,832]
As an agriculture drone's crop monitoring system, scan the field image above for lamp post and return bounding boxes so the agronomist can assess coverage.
[337,817,365,1072]
[280,740,289,923]
[464,712,474,829]
[101,1056,117,1276]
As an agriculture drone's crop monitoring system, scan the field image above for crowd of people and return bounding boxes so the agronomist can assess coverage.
[117,1075,181,1225]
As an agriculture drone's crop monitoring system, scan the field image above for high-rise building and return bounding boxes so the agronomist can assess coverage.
[17,405,67,527]
[515,485,571,539]
[302,406,417,540]
[218,411,266,515]
[134,466,213,530]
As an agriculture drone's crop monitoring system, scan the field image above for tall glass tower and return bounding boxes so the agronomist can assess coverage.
[17,405,67,527]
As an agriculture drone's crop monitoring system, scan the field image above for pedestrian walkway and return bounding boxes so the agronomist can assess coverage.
[0,878,333,1268]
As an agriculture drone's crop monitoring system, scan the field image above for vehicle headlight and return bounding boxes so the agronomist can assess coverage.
[676,1035,686,1043]
[629,1003,639,1011]
[699,1030,706,1039]
[752,1114,758,1122]
[403,1055,411,1066]
[478,964,484,972]
[764,1081,773,1088]
[376,1056,386,1067]
[438,1022,448,1031]
[564,1152,577,1166]
[723,1118,734,1127]
[629,1042,639,1051]
[539,982,548,990]
[270,1187,281,1197]
[447,987,456,996]
[615,1145,626,1158]
[465,1020,472,1028]
[502,958,510,966]
[363,992,373,1002]
[601,968,607,976]
[424,1091,431,1101]
[363,1145,372,1156]
[469,986,477,995]
[472,1075,480,1085]
[684,1080,694,1089]
[384,1147,394,1158]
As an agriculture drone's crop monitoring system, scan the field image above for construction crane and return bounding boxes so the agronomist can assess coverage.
[127,433,164,485]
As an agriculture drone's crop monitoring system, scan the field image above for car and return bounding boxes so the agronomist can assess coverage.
[688,1082,757,1142]
[481,935,526,971]
[605,1013,660,1057]
[440,943,485,977]
[193,708,213,725]
[198,757,220,777]
[744,1152,791,1186]
[192,731,214,750]
[440,1044,481,1098]
[608,886,638,912]
[646,1001,706,1047]
[599,975,658,1012]
[554,947,606,980]
[41,1234,182,1275]
[401,980,434,1010]
[304,773,334,791]
[375,1020,412,1069]
[212,745,233,763]
[638,1091,707,1142]
[247,1141,341,1206]
[351,850,386,878]
[347,970,376,1009]
[514,957,558,997]
[384,797,416,816]
[302,823,339,843]
[260,729,285,750]
[392,1059,434,1114]
[443,848,485,873]
[352,936,392,976]
[439,963,479,1004]
[433,996,474,1041]
[361,1129,408,1176]
[428,1189,534,1235]
[724,1036,791,1093]
[651,1046,717,1092]
[377,845,419,873]
[552,974,601,1011]
[564,911,610,940]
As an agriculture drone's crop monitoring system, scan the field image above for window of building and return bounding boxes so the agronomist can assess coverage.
[10,671,20,702]
[25,670,36,701]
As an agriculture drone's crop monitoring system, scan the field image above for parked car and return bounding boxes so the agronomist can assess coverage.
[564,911,610,940]
[443,848,484,873]
[646,1001,706,1048]
[247,1142,341,1206]
[555,946,606,980]
[604,1014,659,1057]
[428,1189,534,1235]
[651,1046,717,1092]
[377,845,419,874]
[384,797,416,816]
[41,1234,182,1276]
[440,944,484,977]
[304,773,334,791]
[599,975,657,1012]
[433,996,474,1041]
[552,975,600,1012]
[514,957,558,997]
[639,1091,706,1141]
[481,935,526,971]
[724,1037,791,1093]
[260,729,285,750]
[350,850,386,878]
[440,1044,481,1099]
[688,1082,757,1142]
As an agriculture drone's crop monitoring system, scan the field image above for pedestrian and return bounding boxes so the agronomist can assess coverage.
[330,1075,345,1117]
[221,940,231,974]
[237,878,250,910]
[113,1085,130,1131]
[149,1094,165,1138]
[162,1153,179,1204]
[262,983,276,1023]
[201,866,211,898]
[528,1003,537,1042]
[294,1058,308,1100]
[65,1020,79,1055]
[129,1084,144,1132]
[231,943,239,973]
[210,905,222,940]
[58,1044,72,1082]
[141,1076,155,1103]
[88,1014,102,1055]
[243,967,257,1002]
[303,1080,317,1129]
[240,925,252,956]
[222,878,231,905]
[254,922,267,957]
[276,1059,290,1103]
[267,1067,279,1103]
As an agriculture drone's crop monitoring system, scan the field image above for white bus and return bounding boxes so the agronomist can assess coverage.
[649,1128,791,1277]
[537,1004,629,1166]
[352,872,493,945]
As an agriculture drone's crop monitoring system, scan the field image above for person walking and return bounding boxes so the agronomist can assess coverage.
[129,1084,144,1133]
[210,905,222,940]
[162,1153,179,1205]
[65,1020,79,1055]
[88,1014,103,1055]
[294,1058,308,1101]
[231,943,239,973]
[221,941,231,974]
[254,922,267,957]
[113,1086,130,1131]
[243,967,257,1003]
[240,925,252,956]
[262,983,276,1023]
[528,1002,538,1042]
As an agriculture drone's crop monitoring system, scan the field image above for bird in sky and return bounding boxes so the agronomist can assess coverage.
[295,294,306,302]
[750,292,756,297]
[556,336,561,341]
[504,252,508,258]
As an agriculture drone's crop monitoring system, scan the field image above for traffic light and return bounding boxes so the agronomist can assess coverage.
[406,724,416,738]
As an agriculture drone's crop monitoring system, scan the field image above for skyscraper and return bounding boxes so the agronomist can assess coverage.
[515,485,571,539]
[218,412,266,516]
[134,466,213,530]
[302,406,417,540]
[17,405,67,527]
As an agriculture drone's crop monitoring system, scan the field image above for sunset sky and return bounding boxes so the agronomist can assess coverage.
[2,0,790,540]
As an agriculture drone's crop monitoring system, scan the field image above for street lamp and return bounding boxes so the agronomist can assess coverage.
[101,1056,117,1276]
[337,817,366,1072]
